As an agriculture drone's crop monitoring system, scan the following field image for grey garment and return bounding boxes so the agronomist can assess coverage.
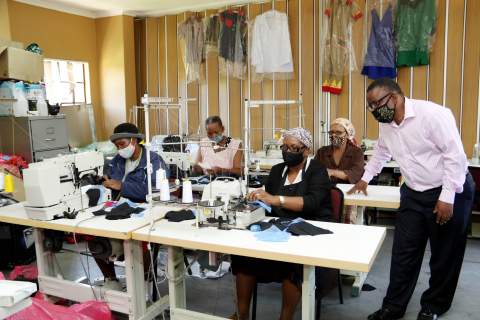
[178,17,205,82]
[178,17,205,64]
[204,15,220,53]
[362,5,396,69]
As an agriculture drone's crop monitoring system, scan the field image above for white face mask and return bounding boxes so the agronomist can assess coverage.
[118,140,135,159]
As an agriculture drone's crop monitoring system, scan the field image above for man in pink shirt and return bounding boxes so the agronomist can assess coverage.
[349,78,475,320]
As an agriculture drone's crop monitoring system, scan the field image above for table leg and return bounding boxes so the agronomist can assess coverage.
[356,206,365,225]
[302,265,315,320]
[168,246,186,319]
[34,228,56,301]
[124,239,146,320]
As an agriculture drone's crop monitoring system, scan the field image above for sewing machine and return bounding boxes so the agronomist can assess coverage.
[23,151,104,220]
[199,177,265,228]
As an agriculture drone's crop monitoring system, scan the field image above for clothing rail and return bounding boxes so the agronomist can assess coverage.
[131,97,196,137]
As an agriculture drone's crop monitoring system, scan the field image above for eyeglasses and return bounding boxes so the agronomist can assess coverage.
[328,130,347,136]
[280,144,305,153]
[367,92,393,112]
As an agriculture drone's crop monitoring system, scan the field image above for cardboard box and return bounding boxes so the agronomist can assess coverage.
[0,47,44,83]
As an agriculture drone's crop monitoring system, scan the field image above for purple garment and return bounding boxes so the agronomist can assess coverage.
[361,5,396,79]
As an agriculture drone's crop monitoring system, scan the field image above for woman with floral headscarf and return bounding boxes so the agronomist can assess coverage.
[315,118,364,184]
[231,127,332,320]
[315,118,364,224]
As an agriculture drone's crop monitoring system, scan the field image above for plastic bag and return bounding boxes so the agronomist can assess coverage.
[8,298,112,320]
[8,264,38,281]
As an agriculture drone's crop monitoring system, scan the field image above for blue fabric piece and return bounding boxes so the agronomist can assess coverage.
[107,146,169,202]
[361,66,397,79]
[362,5,397,79]
[254,200,272,213]
[254,225,291,242]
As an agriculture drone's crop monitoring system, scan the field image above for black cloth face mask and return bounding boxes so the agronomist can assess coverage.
[282,150,305,167]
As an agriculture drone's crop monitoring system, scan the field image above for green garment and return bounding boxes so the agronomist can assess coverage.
[395,0,437,67]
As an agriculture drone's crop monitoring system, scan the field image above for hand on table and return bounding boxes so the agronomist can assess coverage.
[347,180,368,196]
[434,200,453,225]
[247,189,279,206]
[103,176,121,191]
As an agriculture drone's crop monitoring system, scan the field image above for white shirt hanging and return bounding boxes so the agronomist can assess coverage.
[251,10,294,74]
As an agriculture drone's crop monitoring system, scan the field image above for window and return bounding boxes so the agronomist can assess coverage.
[43,59,91,105]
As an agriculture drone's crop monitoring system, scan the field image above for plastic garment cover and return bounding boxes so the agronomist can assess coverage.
[321,0,363,95]
[361,5,397,79]
[218,9,247,79]
[7,298,112,320]
[250,10,294,82]
[178,16,205,83]
[395,0,437,66]
[204,15,221,54]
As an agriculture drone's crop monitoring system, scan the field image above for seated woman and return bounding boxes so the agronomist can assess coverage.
[232,128,332,320]
[89,123,168,290]
[315,118,364,223]
[193,116,243,177]
[315,118,364,184]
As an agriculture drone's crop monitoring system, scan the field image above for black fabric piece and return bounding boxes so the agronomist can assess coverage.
[93,209,107,216]
[86,189,101,207]
[165,210,195,222]
[287,221,333,236]
[105,203,138,220]
[267,218,333,236]
[268,217,291,231]
[362,283,376,292]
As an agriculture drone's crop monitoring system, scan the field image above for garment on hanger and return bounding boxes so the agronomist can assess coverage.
[250,9,294,81]
[204,15,221,54]
[322,0,363,95]
[218,9,247,79]
[178,15,205,83]
[395,0,437,67]
[361,5,397,79]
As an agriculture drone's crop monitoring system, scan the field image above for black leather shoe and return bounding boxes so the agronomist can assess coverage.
[367,308,403,320]
[417,309,438,320]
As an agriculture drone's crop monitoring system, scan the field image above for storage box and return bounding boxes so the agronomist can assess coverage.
[0,47,44,83]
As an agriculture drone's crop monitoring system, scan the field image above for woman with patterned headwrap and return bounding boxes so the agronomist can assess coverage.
[315,118,365,185]
[315,118,365,224]
[231,128,332,320]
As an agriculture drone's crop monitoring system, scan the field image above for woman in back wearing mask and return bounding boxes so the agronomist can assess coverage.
[193,116,243,177]
[231,128,332,320]
[315,118,364,184]
[315,118,364,223]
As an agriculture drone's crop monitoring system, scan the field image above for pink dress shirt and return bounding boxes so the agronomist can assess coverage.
[362,97,468,204]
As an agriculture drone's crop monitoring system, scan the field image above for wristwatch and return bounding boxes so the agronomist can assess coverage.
[279,195,285,207]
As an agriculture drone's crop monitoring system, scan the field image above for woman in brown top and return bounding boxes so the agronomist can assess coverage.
[315,118,364,223]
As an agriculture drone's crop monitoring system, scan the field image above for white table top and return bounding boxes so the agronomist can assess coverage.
[0,203,171,239]
[337,184,400,209]
[468,159,480,168]
[132,219,386,273]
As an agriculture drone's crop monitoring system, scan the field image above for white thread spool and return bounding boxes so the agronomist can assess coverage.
[0,172,4,190]
[155,169,165,190]
[159,179,170,201]
[182,180,193,203]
